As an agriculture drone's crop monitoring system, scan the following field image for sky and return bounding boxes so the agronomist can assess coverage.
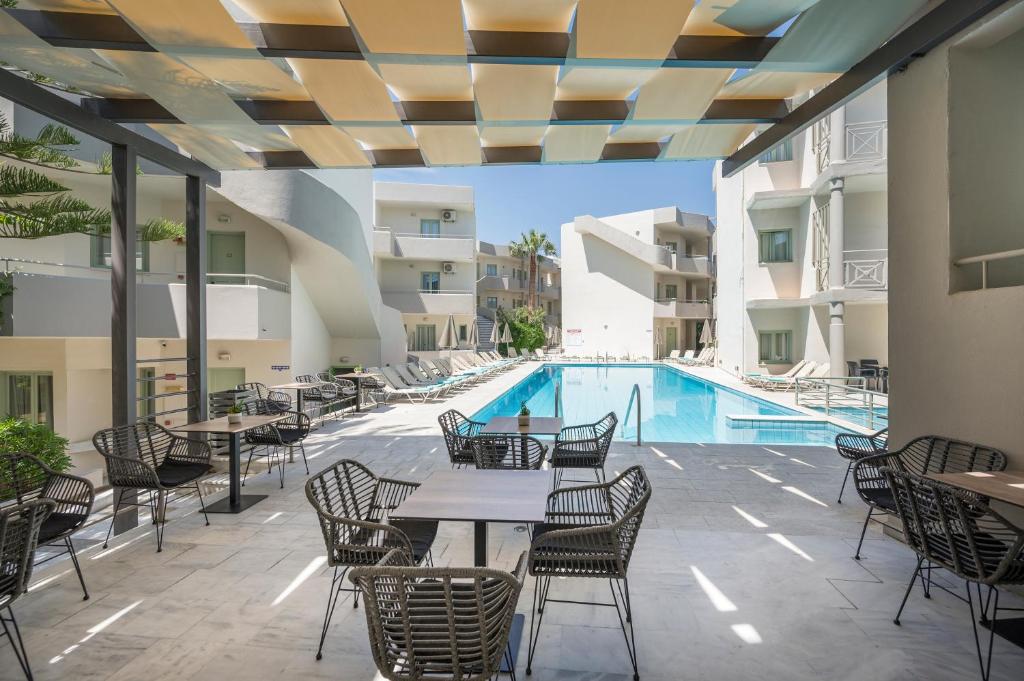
[375,160,717,250]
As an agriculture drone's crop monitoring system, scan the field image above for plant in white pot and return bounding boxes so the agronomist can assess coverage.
[227,404,243,424]
[517,401,531,427]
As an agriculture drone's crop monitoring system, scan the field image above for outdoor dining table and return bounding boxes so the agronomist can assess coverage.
[334,372,375,412]
[173,414,288,513]
[391,468,553,673]
[269,381,320,419]
[926,470,1024,647]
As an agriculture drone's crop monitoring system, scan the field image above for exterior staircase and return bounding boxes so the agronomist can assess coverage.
[476,310,496,350]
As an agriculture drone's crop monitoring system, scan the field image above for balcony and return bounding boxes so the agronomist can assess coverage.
[479,275,524,292]
[380,289,475,315]
[654,299,711,319]
[374,227,475,262]
[813,249,889,294]
[669,253,713,278]
[1,259,290,339]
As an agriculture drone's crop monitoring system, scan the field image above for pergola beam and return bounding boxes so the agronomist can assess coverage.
[4,8,779,67]
[721,0,1015,177]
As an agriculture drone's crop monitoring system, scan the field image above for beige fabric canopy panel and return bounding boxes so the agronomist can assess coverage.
[0,0,929,169]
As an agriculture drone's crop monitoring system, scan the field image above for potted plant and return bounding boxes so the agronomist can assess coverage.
[518,401,531,427]
[227,404,243,425]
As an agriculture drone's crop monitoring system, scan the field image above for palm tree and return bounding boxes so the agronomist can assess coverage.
[509,229,556,309]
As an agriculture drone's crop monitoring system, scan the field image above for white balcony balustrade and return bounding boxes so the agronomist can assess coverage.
[374,227,475,262]
[842,250,888,289]
[653,299,711,319]
[845,120,887,162]
[380,289,475,315]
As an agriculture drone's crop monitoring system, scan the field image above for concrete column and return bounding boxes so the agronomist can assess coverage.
[829,105,846,163]
[828,177,845,289]
[829,301,845,378]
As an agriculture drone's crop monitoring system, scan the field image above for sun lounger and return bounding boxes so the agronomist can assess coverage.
[377,366,444,402]
[753,361,818,391]
[743,359,807,385]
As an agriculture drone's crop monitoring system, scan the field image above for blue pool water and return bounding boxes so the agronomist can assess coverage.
[472,364,852,446]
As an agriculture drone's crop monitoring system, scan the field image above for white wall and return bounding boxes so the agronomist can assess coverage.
[288,270,331,376]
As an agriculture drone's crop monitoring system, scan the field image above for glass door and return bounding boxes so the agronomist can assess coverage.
[421,271,441,293]
[420,219,441,237]
[1,372,54,429]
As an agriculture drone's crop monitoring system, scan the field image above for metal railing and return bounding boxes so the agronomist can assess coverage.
[621,383,642,446]
[813,116,831,174]
[382,288,474,295]
[554,381,561,418]
[842,249,888,289]
[845,120,887,162]
[795,377,887,430]
[954,248,1024,290]
[389,231,475,240]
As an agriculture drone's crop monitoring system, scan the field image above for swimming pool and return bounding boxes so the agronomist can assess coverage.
[472,364,852,446]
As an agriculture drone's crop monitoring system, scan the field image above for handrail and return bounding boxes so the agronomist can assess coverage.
[621,383,641,446]
[554,381,561,418]
[383,288,474,295]
[795,376,887,430]
[953,248,1024,290]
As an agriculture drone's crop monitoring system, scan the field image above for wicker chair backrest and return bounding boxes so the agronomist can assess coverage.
[607,466,652,568]
[0,499,54,607]
[890,436,1006,475]
[93,422,173,472]
[884,468,1024,585]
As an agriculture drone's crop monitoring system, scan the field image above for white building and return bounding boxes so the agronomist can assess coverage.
[476,240,561,336]
[713,83,889,378]
[0,100,406,447]
[560,207,714,359]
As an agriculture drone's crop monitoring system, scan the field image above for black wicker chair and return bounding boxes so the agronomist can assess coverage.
[241,399,311,488]
[305,459,438,661]
[238,382,291,413]
[317,372,358,416]
[0,453,95,600]
[92,422,213,552]
[295,374,328,421]
[851,436,1006,560]
[350,549,528,681]
[471,435,547,470]
[438,409,483,469]
[550,412,617,487]
[883,469,1024,681]
[526,465,652,681]
[0,499,54,681]
[834,427,888,503]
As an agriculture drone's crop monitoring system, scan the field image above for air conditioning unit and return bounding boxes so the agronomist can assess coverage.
[441,209,457,222]
[442,262,457,274]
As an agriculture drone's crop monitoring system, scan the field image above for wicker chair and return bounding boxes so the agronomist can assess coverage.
[471,435,547,471]
[834,427,888,503]
[883,469,1024,681]
[851,435,1006,560]
[526,466,652,681]
[305,459,438,661]
[350,549,528,681]
[438,410,483,469]
[550,412,617,487]
[1,499,54,681]
[295,374,328,420]
[92,422,213,552]
[0,453,95,600]
[241,399,311,488]
[317,372,358,416]
[238,382,291,413]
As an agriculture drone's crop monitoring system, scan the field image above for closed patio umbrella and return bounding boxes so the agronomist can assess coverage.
[500,322,513,354]
[699,318,713,346]
[468,318,479,348]
[439,315,459,362]
[488,319,499,345]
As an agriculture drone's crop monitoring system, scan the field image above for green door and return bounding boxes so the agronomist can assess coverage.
[665,326,678,354]
[208,232,245,285]
[209,367,246,395]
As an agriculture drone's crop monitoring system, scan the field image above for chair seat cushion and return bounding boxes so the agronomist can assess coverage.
[391,519,439,563]
[274,426,306,444]
[530,522,618,576]
[550,453,602,468]
[38,512,86,543]
[861,487,896,511]
[155,459,211,487]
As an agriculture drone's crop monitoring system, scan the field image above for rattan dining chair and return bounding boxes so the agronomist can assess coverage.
[1,498,55,681]
[241,399,311,488]
[350,548,528,681]
[0,452,95,600]
[834,427,888,503]
[305,459,438,661]
[883,468,1024,681]
[92,422,212,552]
[550,411,617,487]
[438,409,484,469]
[295,374,328,420]
[471,434,547,470]
[526,465,652,681]
[851,435,1006,560]
[238,382,291,413]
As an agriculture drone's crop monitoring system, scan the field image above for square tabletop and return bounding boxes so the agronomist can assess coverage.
[926,471,1024,508]
[392,469,553,524]
[481,416,564,436]
[270,382,320,390]
[172,414,288,435]
[335,372,374,379]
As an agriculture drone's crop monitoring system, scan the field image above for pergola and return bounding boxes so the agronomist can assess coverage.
[0,0,1013,535]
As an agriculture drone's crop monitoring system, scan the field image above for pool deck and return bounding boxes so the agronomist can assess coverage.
[11,376,1022,681]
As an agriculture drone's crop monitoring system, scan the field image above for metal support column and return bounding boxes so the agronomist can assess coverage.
[110,143,138,534]
[185,175,208,423]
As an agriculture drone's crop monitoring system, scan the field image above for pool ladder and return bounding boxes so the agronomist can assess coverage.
[622,383,641,446]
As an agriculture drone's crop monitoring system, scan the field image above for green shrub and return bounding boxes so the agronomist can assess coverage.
[0,417,71,473]
[498,306,547,352]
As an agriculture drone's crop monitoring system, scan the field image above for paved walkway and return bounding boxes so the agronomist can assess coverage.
[6,362,1020,681]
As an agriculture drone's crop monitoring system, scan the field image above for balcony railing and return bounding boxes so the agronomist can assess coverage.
[374,228,475,261]
[653,299,711,319]
[845,120,887,162]
[812,116,831,174]
[843,249,888,289]
[380,289,475,315]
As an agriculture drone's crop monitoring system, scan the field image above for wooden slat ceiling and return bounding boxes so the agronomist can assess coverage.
[1,0,928,169]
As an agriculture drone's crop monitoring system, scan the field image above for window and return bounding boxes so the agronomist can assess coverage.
[759,139,793,164]
[91,233,149,271]
[758,331,792,364]
[758,229,793,263]
[0,372,53,429]
[486,296,498,309]
[664,284,678,300]
[420,271,441,292]
[420,219,440,237]
[664,241,678,255]
[414,324,436,351]
[459,324,467,341]
[485,263,497,276]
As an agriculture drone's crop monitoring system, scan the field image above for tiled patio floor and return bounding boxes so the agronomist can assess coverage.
[5,365,1022,681]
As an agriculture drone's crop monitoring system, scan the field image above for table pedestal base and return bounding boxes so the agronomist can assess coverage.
[205,494,268,514]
